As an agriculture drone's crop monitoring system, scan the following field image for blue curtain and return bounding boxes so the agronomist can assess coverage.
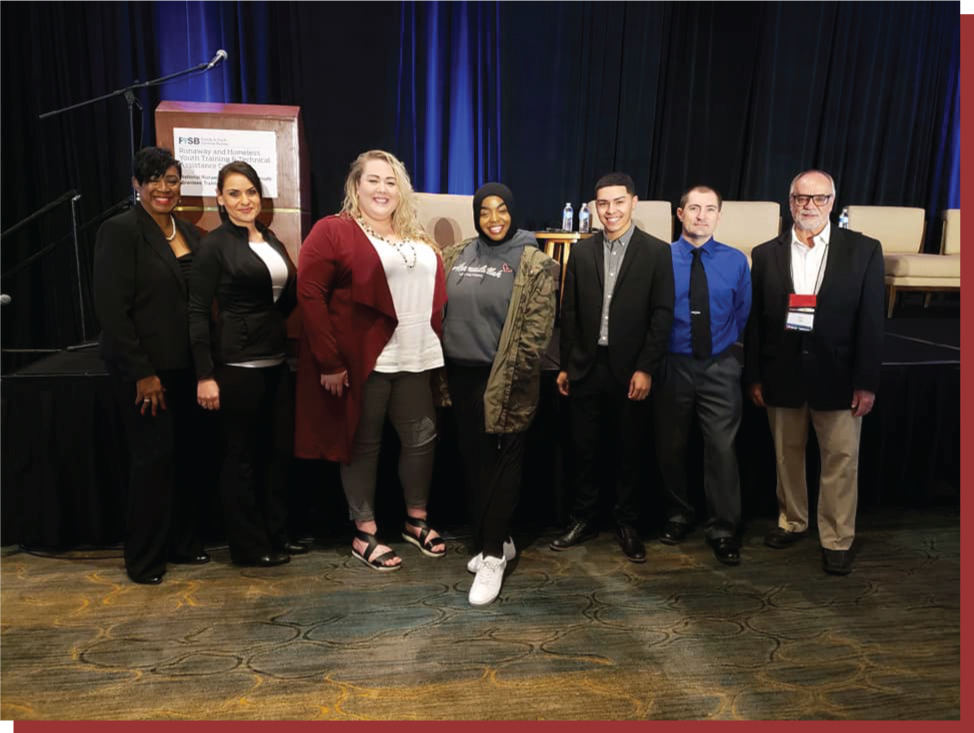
[395,1,503,194]
[0,1,961,352]
[151,1,271,105]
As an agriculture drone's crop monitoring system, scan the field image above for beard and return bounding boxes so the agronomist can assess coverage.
[794,212,827,232]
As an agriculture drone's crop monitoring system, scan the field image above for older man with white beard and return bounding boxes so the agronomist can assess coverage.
[744,170,885,576]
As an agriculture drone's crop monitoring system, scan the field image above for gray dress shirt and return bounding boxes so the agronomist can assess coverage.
[598,223,635,345]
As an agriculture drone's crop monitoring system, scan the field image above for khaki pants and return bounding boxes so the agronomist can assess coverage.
[766,405,862,551]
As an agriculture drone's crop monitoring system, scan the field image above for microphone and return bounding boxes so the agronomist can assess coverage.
[206,49,228,70]
[1,294,11,306]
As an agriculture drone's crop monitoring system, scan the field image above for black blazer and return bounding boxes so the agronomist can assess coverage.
[93,205,200,381]
[743,226,885,410]
[560,227,675,385]
[189,220,297,380]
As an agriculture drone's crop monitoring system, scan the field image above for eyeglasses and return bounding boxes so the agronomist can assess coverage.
[791,194,833,207]
[148,175,181,186]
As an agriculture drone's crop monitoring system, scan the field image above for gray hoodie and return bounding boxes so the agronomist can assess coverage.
[443,229,538,365]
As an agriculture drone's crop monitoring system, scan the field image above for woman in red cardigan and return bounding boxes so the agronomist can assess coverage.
[295,150,447,571]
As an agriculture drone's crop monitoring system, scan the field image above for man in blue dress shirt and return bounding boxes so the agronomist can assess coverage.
[652,186,751,565]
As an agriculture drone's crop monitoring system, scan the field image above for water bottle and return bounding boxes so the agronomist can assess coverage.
[838,207,849,229]
[579,202,591,234]
[562,202,574,232]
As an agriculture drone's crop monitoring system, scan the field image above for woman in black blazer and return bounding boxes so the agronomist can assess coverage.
[93,146,211,585]
[189,160,301,567]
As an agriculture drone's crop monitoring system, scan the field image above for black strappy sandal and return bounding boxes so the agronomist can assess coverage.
[402,516,447,558]
[352,530,402,572]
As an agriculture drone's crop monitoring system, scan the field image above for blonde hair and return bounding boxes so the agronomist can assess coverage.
[340,150,434,245]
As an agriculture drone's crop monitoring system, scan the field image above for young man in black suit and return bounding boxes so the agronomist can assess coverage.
[552,173,674,562]
[744,170,885,576]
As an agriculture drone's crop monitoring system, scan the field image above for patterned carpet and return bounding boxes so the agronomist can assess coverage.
[0,508,959,720]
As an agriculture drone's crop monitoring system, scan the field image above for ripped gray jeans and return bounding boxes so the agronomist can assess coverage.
[339,369,438,522]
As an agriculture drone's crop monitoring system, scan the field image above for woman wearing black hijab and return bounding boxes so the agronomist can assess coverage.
[439,183,557,606]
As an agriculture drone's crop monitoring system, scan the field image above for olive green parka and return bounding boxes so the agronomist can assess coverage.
[436,238,558,433]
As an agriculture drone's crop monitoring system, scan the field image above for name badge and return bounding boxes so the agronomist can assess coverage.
[786,294,816,332]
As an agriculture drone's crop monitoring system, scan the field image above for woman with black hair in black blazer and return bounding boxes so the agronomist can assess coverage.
[93,146,211,585]
[189,160,301,567]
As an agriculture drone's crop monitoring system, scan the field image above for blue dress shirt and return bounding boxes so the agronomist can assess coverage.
[668,237,752,356]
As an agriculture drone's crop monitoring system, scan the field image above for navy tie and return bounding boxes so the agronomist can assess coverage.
[690,248,711,358]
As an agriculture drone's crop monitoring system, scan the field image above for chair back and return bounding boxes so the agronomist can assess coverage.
[589,199,673,243]
[414,193,477,248]
[712,201,781,256]
[941,209,960,255]
[846,205,925,254]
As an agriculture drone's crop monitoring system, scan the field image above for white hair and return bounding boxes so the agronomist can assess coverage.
[789,169,836,198]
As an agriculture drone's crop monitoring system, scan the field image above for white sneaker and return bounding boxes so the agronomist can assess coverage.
[466,538,516,573]
[469,555,507,606]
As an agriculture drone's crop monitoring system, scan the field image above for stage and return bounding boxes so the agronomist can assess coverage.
[0,313,960,550]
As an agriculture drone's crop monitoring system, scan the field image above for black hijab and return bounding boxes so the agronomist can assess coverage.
[473,182,517,245]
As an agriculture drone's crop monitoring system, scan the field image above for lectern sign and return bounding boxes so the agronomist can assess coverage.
[173,127,279,197]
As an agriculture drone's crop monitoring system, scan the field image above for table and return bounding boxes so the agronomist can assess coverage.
[534,231,595,301]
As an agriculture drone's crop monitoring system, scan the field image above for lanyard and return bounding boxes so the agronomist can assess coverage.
[793,240,829,295]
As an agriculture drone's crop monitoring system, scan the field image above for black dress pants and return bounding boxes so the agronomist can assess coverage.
[569,347,649,527]
[215,362,293,562]
[112,367,207,582]
[652,350,742,539]
[447,363,526,559]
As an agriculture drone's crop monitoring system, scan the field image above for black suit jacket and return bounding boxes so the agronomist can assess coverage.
[560,227,675,385]
[94,205,201,381]
[743,226,885,410]
[189,220,297,380]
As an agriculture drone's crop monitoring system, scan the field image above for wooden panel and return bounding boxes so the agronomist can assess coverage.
[155,101,311,339]
[155,100,311,264]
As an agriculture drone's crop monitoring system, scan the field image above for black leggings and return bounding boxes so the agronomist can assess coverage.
[447,363,525,559]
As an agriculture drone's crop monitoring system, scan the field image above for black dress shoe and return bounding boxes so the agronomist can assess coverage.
[278,542,310,555]
[822,548,853,576]
[234,551,290,567]
[709,537,741,566]
[617,525,646,563]
[549,519,598,550]
[170,551,211,565]
[764,527,807,549]
[130,574,164,585]
[659,521,690,545]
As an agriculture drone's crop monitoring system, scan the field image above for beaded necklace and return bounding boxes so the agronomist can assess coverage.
[357,217,417,270]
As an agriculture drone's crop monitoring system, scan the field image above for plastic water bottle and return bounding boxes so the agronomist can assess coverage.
[562,202,574,232]
[579,202,591,234]
[838,207,849,229]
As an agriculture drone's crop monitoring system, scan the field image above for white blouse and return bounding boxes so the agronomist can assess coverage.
[365,233,444,373]
[249,239,289,302]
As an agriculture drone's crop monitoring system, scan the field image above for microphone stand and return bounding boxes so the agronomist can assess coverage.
[39,56,222,204]
[33,54,224,351]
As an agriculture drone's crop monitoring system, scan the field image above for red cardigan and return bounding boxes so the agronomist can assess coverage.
[294,215,447,462]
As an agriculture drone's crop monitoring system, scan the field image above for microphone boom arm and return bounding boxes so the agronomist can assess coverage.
[38,53,225,202]
[39,59,212,121]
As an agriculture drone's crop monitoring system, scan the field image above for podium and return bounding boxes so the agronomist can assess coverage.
[154,101,311,265]
[155,101,311,337]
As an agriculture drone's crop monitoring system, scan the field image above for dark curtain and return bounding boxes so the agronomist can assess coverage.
[498,1,960,232]
[0,1,960,363]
